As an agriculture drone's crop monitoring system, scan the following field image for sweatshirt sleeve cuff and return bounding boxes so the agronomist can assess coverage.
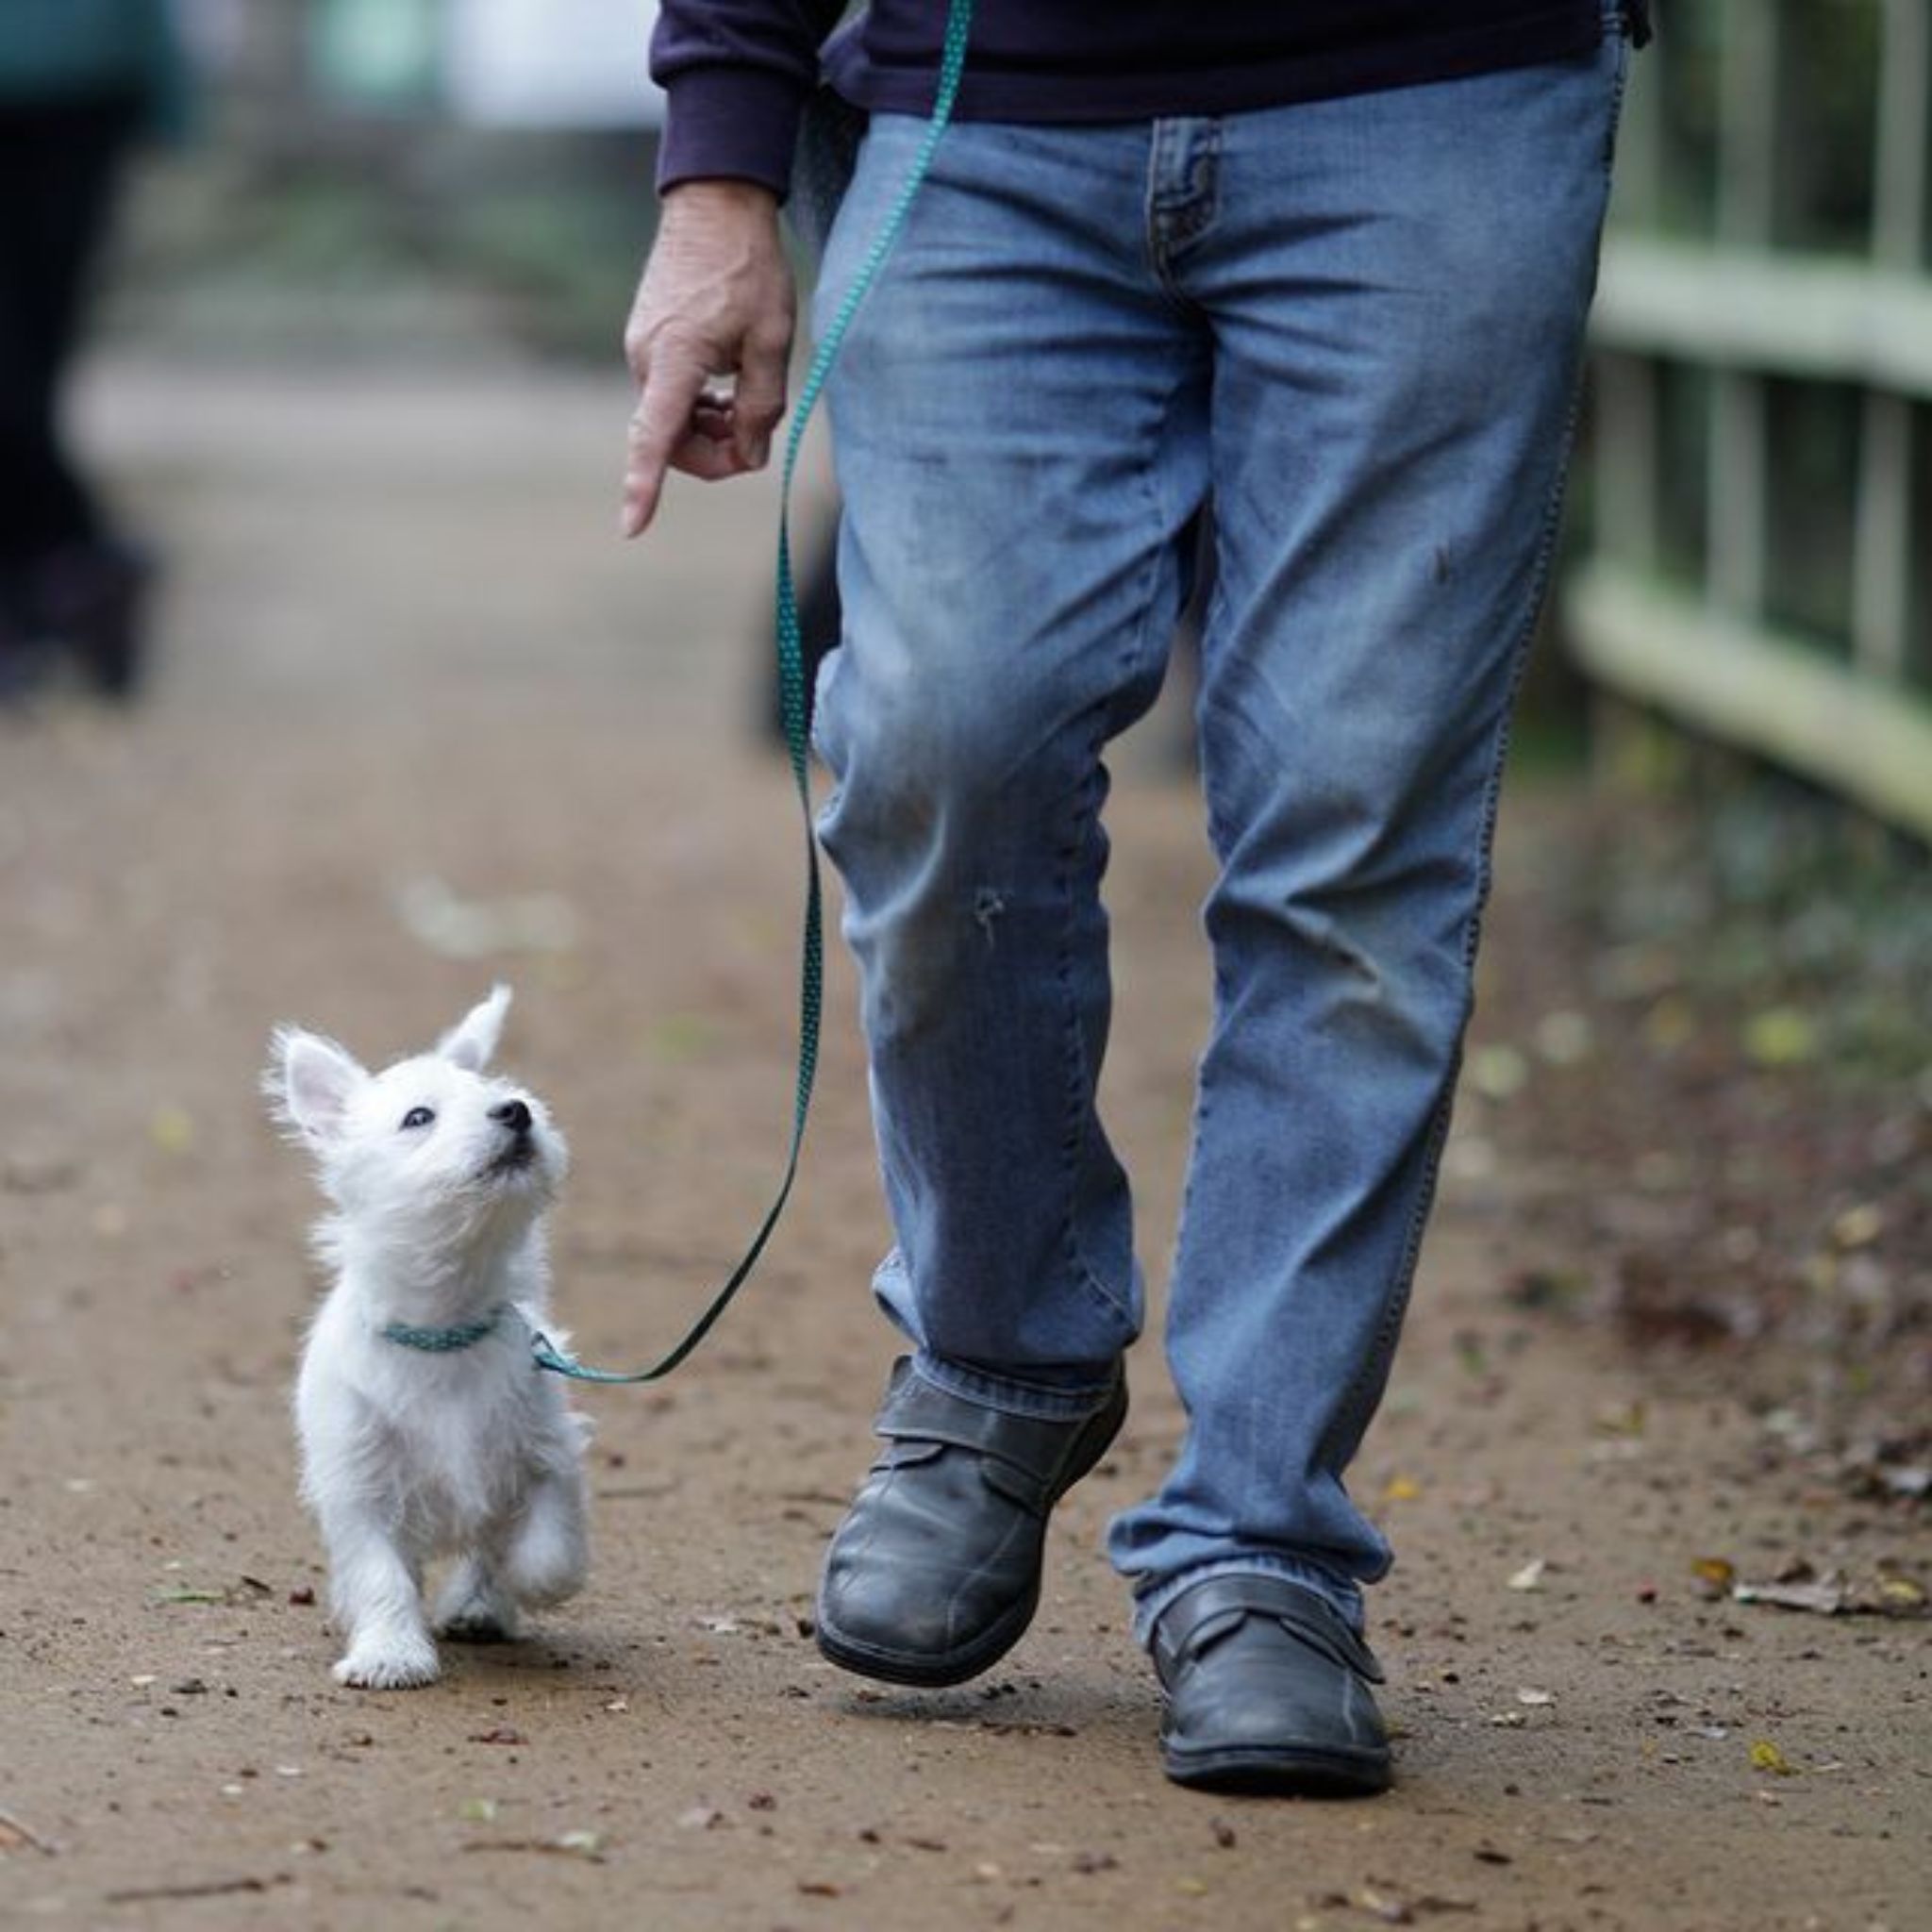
[657,64,809,199]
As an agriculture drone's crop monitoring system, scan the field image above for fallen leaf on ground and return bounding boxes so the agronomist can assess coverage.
[1829,1202,1886,1249]
[1690,1557,1736,1600]
[1874,1559,1928,1608]
[1357,1886,1414,1925]
[1594,1400,1647,1438]
[1869,1464,1930,1500]
[1733,1574,1847,1616]
[1467,1044,1529,1100]
[152,1577,274,1608]
[0,1807,54,1855]
[1742,1007,1817,1067]
[1749,1740,1797,1776]
[1352,1883,1481,1924]
[1534,1009,1595,1065]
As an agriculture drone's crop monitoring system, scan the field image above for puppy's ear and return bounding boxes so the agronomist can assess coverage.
[438,983,512,1073]
[267,1027,369,1146]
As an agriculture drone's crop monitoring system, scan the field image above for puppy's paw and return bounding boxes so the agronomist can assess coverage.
[333,1639,441,1690]
[506,1557,587,1612]
[433,1562,521,1642]
[502,1490,590,1609]
[437,1604,519,1644]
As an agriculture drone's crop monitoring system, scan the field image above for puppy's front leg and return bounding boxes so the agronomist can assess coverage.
[434,1553,520,1642]
[501,1467,589,1611]
[322,1508,439,1689]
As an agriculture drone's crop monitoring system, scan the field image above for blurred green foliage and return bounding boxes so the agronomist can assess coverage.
[1640,0,1890,251]
[1585,739,1932,1085]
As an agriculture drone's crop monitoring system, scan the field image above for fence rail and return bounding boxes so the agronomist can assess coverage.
[1565,0,1932,838]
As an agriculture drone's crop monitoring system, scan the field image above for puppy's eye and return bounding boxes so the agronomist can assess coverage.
[400,1107,436,1131]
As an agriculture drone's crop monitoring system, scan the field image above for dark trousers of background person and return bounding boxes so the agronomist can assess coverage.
[0,92,146,695]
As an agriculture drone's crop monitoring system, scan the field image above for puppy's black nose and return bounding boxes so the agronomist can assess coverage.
[491,1099,532,1136]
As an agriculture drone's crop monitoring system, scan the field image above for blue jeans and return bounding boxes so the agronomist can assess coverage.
[810,15,1628,1640]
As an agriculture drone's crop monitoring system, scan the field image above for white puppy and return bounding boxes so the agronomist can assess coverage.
[266,986,590,1689]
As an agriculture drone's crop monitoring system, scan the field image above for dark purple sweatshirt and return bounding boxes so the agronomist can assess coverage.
[651,2,1643,197]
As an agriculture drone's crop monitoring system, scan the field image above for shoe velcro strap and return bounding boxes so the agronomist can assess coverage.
[870,1434,1054,1513]
[1158,1575,1385,1685]
[873,1363,1107,1510]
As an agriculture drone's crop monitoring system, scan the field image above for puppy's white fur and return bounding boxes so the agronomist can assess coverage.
[267,986,590,1689]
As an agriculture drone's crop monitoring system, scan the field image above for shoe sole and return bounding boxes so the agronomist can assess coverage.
[815,1582,1042,1689]
[1161,1738,1392,1798]
[815,1377,1126,1690]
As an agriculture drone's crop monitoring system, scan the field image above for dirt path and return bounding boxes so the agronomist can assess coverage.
[3,357,1926,1932]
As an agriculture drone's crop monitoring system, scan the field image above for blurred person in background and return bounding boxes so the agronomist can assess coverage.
[0,0,190,704]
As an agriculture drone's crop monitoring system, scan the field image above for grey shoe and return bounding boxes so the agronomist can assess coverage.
[1152,1574,1392,1795]
[29,539,155,700]
[0,578,54,706]
[815,1357,1126,1688]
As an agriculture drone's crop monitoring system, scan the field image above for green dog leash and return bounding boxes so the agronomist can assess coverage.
[533,0,974,1387]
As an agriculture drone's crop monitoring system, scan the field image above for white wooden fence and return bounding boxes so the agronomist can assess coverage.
[1567,0,1932,837]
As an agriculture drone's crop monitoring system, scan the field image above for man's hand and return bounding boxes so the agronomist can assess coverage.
[621,179,796,538]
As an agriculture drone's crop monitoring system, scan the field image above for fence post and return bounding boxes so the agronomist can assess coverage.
[1593,31,1665,573]
[1707,0,1781,623]
[1853,0,1929,681]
